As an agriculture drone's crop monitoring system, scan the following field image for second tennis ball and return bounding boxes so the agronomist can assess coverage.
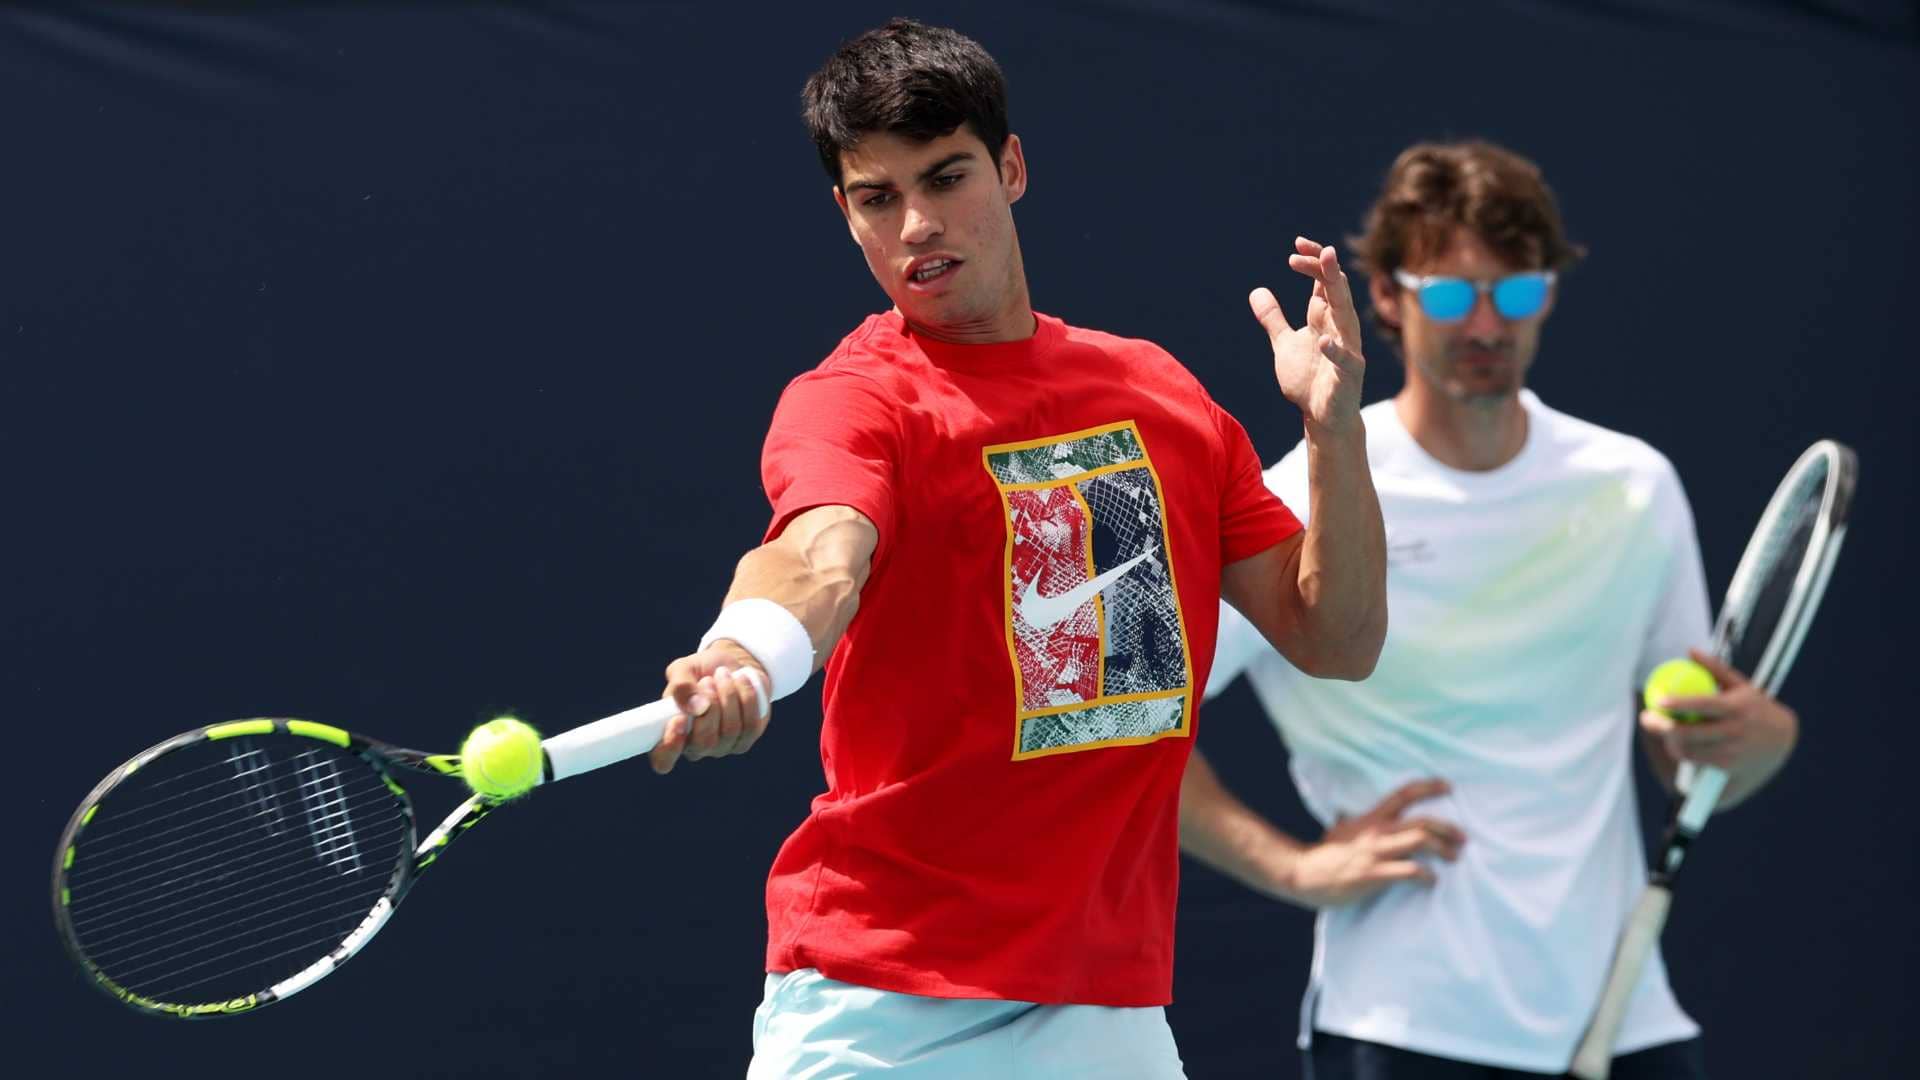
[460,716,545,799]
[1643,659,1718,724]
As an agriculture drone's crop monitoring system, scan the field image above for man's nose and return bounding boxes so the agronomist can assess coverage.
[1462,290,1506,337]
[901,200,942,245]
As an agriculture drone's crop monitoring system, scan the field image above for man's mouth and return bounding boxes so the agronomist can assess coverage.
[908,258,961,285]
[1457,345,1512,365]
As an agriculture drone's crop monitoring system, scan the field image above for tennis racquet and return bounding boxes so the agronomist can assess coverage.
[1569,439,1857,1078]
[49,685,725,1018]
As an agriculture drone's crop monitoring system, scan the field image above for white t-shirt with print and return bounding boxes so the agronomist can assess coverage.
[1209,390,1709,1072]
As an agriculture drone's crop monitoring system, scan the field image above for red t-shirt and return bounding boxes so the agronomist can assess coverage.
[759,310,1301,1006]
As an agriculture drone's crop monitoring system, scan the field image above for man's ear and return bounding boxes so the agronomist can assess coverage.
[832,185,858,245]
[999,133,1028,205]
[1370,272,1402,330]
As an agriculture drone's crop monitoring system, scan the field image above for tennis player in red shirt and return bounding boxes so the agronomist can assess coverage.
[651,19,1387,1077]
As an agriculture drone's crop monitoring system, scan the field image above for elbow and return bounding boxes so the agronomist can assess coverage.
[1307,651,1376,682]
[1345,610,1388,679]
[1294,610,1386,681]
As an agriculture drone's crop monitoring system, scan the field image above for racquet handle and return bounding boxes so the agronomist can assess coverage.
[539,668,769,782]
[1569,885,1673,1080]
[541,699,678,781]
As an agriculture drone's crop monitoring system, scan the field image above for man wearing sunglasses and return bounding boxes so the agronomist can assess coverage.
[1181,140,1796,1078]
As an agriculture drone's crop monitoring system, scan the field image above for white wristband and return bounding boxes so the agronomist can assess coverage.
[697,598,815,702]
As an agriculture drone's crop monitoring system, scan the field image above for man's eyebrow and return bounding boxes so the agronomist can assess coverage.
[843,152,978,194]
[915,152,975,182]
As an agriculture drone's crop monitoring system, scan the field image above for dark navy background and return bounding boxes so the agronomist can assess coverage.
[4,3,1915,1075]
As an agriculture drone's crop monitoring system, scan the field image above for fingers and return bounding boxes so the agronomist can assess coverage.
[650,649,773,774]
[1688,648,1751,689]
[1286,240,1364,346]
[1376,819,1465,862]
[1643,709,1743,766]
[1373,861,1437,887]
[1404,816,1466,857]
[1248,286,1293,341]
[731,667,774,754]
[664,655,710,718]
[650,656,708,774]
[648,711,690,774]
[682,664,771,761]
[1317,245,1364,345]
[1653,691,1731,721]
[1370,777,1450,821]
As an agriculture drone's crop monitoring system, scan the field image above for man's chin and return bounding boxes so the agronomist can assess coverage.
[1447,377,1522,406]
[896,296,989,335]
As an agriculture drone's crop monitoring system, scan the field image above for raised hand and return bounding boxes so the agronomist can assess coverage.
[1289,778,1464,908]
[1249,236,1368,433]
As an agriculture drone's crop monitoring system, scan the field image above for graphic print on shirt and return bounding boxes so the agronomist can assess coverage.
[983,420,1194,759]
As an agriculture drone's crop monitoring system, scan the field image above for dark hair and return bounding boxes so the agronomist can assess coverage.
[1347,140,1586,346]
[801,18,1010,185]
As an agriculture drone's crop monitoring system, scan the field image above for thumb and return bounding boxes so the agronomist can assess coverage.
[1249,287,1293,342]
[1688,648,1749,688]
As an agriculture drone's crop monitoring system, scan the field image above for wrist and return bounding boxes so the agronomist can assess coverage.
[698,598,815,700]
[1268,838,1315,907]
[703,639,768,679]
[1303,410,1366,443]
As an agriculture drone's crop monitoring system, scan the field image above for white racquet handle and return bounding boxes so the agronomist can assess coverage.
[540,699,678,782]
[1569,885,1673,1080]
[1673,763,1729,838]
[538,667,769,782]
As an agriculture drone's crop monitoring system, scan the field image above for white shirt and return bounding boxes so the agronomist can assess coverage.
[1209,390,1709,1071]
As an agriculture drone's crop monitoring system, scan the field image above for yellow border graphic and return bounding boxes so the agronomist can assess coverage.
[981,419,1196,760]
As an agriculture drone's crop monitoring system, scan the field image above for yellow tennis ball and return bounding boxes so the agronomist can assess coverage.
[1643,659,1718,724]
[460,716,544,799]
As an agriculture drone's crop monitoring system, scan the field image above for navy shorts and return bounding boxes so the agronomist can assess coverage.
[1305,1031,1708,1080]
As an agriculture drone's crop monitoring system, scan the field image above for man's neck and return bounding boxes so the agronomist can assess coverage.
[1395,381,1529,472]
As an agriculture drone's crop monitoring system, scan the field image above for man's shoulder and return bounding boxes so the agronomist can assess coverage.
[781,314,911,396]
[812,312,907,373]
[1053,317,1188,371]
[1528,392,1680,483]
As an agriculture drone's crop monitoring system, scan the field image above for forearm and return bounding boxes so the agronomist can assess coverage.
[1179,751,1311,907]
[1294,421,1388,677]
[719,505,876,670]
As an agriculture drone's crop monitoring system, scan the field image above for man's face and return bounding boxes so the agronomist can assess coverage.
[833,127,1028,338]
[1372,226,1556,405]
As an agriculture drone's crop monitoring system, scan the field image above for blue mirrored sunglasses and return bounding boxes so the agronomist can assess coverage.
[1393,270,1556,322]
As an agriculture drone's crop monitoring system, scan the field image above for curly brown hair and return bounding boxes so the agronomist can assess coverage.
[1347,140,1586,347]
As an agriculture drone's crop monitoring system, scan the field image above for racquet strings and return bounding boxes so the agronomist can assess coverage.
[1719,457,1827,681]
[63,737,407,1003]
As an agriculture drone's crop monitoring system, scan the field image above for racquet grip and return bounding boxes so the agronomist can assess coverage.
[539,668,770,782]
[541,699,678,781]
[1569,885,1673,1080]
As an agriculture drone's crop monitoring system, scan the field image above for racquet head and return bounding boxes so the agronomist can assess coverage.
[1710,439,1858,692]
[50,718,485,1018]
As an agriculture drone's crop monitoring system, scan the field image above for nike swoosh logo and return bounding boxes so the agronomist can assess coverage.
[1017,543,1159,629]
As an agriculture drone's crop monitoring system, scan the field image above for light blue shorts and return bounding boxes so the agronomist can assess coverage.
[747,969,1188,1079]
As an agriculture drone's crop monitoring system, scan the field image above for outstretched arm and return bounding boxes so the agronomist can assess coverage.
[649,504,878,774]
[1222,238,1387,679]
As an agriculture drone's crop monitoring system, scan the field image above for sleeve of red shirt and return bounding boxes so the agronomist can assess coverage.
[760,369,900,555]
[1212,400,1302,563]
